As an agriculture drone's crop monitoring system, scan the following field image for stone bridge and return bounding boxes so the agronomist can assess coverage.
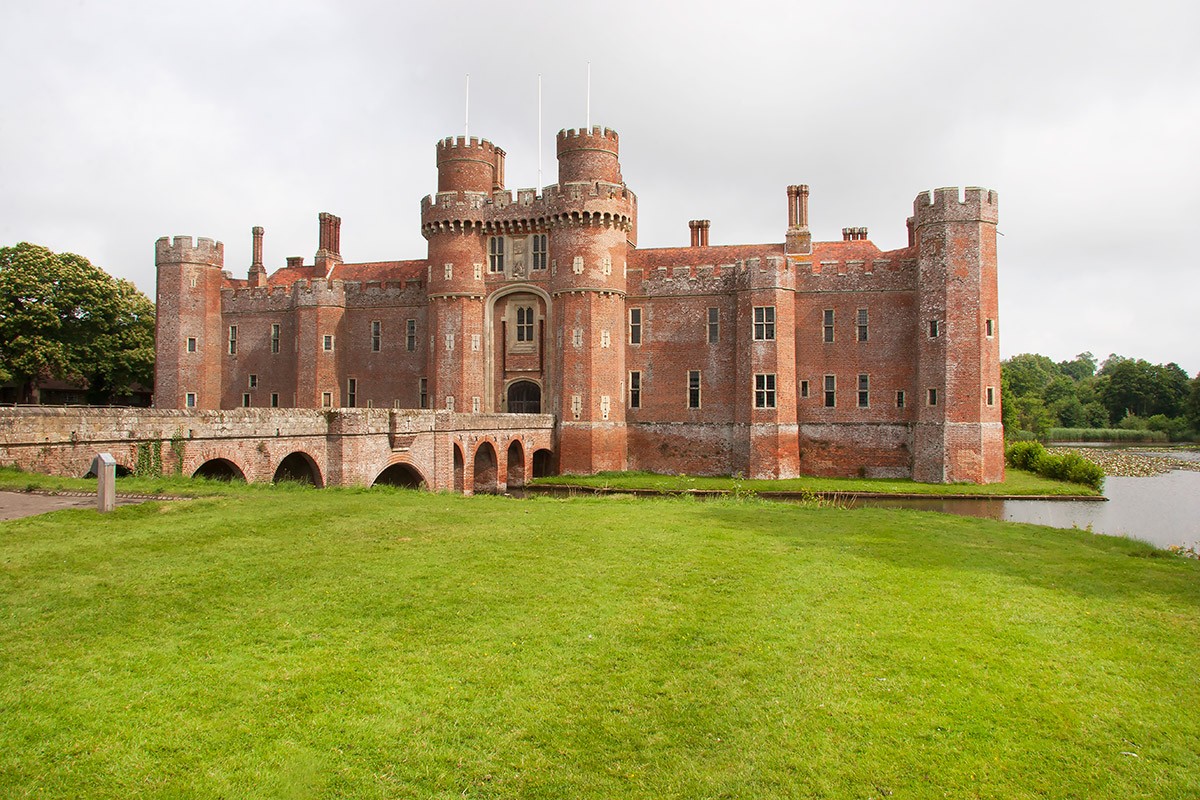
[0,407,557,494]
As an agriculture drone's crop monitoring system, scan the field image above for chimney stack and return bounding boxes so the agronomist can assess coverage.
[247,226,267,287]
[688,219,711,247]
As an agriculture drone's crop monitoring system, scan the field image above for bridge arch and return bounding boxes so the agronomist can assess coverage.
[272,451,323,487]
[506,439,526,488]
[473,440,498,495]
[533,448,555,478]
[193,458,246,482]
[453,443,465,494]
[373,462,426,489]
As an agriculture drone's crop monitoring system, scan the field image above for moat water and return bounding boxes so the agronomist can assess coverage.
[847,449,1200,552]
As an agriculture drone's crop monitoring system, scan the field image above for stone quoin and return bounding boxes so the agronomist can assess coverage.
[154,125,1003,484]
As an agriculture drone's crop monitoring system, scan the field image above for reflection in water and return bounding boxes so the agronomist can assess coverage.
[847,470,1200,551]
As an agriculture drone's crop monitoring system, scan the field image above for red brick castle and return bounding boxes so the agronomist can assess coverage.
[155,125,1003,483]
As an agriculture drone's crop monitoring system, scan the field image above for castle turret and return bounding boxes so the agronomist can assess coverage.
[912,187,1003,483]
[548,126,636,473]
[154,236,225,409]
[436,136,505,194]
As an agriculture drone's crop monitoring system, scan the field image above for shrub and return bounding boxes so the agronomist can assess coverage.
[1047,428,1168,444]
[1004,441,1104,491]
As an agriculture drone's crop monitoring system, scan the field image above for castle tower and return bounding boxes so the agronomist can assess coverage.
[154,236,225,409]
[421,137,500,412]
[548,126,636,473]
[912,187,1004,482]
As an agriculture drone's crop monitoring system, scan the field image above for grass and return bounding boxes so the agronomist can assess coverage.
[2,480,1197,798]
[531,468,1100,496]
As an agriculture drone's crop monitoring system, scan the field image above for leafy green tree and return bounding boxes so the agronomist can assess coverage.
[1002,353,1060,398]
[1099,358,1191,421]
[1012,396,1054,439]
[0,243,155,403]
[1058,351,1097,381]
[1187,376,1200,432]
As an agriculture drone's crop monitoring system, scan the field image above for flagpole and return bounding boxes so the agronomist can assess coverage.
[586,62,591,129]
[537,73,543,193]
[464,73,470,139]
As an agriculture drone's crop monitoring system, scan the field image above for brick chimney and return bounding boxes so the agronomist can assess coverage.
[247,226,266,287]
[688,219,711,247]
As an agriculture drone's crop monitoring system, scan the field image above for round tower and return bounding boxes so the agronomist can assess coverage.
[547,127,636,473]
[436,136,505,193]
[556,126,622,185]
[154,236,225,409]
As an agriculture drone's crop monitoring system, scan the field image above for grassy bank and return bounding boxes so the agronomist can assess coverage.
[531,469,1099,496]
[2,484,1197,797]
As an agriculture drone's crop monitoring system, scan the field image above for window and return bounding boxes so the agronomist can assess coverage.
[347,378,357,408]
[823,309,834,343]
[248,374,258,388]
[472,396,480,413]
[270,323,280,354]
[858,374,869,408]
[800,380,809,399]
[753,306,776,341]
[928,388,938,406]
[896,390,906,409]
[406,319,417,352]
[985,318,995,338]
[824,374,836,407]
[419,377,428,409]
[517,306,534,342]
[228,325,237,355]
[323,334,334,352]
[489,236,504,273]
[242,393,251,408]
[185,392,196,408]
[929,319,940,338]
[270,393,279,408]
[532,234,547,271]
[754,373,776,409]
[687,370,701,409]
[986,386,995,406]
[857,308,868,342]
[322,391,333,408]
[629,371,641,409]
[371,320,381,352]
[186,336,197,353]
[629,307,642,345]
[707,307,719,343]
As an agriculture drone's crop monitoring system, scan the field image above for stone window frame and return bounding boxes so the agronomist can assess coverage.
[419,377,428,409]
[896,390,906,409]
[248,374,258,389]
[858,374,870,408]
[371,320,382,353]
[242,393,251,408]
[800,380,809,399]
[186,336,197,353]
[406,319,417,352]
[488,236,505,273]
[270,393,279,408]
[516,305,535,343]
[754,373,776,409]
[928,388,938,406]
[823,309,835,343]
[985,318,995,338]
[629,307,643,345]
[185,392,196,408]
[753,306,776,341]
[270,323,280,354]
[929,319,941,339]
[629,370,641,409]
[986,386,996,406]
[687,369,702,409]
[707,307,719,344]
[857,308,869,342]
[347,378,358,408]
[824,374,836,408]
[323,334,335,352]
[531,233,548,271]
[322,391,333,408]
[228,325,238,355]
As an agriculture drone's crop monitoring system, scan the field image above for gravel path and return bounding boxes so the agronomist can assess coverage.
[0,491,163,521]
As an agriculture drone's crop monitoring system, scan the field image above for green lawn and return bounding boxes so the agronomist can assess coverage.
[531,468,1098,496]
[1,483,1197,798]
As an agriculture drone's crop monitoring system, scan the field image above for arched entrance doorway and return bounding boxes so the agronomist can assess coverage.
[506,440,526,488]
[507,381,541,414]
[533,448,555,478]
[473,442,498,494]
[453,444,465,494]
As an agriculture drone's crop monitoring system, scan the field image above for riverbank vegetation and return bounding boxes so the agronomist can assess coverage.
[1003,351,1199,442]
[2,484,1198,798]
[1005,441,1105,490]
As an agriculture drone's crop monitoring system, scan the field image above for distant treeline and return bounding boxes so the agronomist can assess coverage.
[1002,352,1200,441]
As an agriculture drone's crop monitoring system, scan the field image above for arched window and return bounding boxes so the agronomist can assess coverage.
[516,306,534,342]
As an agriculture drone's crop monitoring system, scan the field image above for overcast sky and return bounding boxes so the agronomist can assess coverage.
[2,0,1197,373]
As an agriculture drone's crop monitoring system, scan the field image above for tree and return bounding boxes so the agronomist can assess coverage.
[1058,351,1097,381]
[0,243,155,403]
[1002,353,1060,398]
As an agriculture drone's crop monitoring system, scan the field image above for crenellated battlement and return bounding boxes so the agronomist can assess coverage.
[557,126,619,148]
[420,180,637,239]
[436,136,502,159]
[913,186,998,226]
[155,235,224,267]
